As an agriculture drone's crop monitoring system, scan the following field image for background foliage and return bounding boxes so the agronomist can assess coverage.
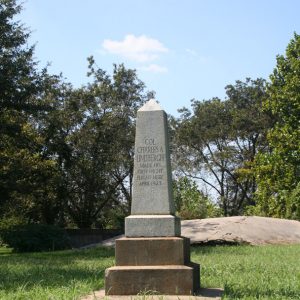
[0,0,299,241]
[253,33,300,220]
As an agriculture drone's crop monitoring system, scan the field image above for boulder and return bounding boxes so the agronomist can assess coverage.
[181,216,300,245]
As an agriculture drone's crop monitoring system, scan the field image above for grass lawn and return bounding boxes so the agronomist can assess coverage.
[0,244,299,299]
[192,244,300,299]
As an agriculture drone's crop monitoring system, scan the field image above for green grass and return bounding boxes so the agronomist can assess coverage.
[192,244,300,299]
[0,244,299,299]
[0,247,12,255]
[0,247,114,300]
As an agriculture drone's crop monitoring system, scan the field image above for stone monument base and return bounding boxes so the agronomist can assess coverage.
[105,237,200,295]
[125,215,181,237]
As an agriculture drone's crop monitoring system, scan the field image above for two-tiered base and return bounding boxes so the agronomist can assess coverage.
[105,237,200,295]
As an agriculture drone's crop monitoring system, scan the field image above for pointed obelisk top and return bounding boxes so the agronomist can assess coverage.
[138,99,163,112]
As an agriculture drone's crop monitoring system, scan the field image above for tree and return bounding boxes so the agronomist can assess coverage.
[225,78,272,212]
[41,59,149,228]
[254,33,300,220]
[172,78,271,216]
[0,0,57,221]
[24,74,74,225]
[65,60,149,228]
[0,1,152,228]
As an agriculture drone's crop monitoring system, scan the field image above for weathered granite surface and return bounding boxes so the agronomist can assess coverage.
[115,237,190,266]
[105,265,198,295]
[181,216,300,245]
[125,99,180,237]
[131,99,174,215]
[125,215,180,237]
[96,216,300,248]
[105,236,199,295]
[105,100,200,296]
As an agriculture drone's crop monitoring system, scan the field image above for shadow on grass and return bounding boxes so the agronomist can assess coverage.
[198,288,223,298]
[0,246,115,292]
[190,243,252,255]
[192,240,248,246]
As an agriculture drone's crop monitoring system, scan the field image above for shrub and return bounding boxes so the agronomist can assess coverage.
[173,176,221,219]
[0,216,25,246]
[0,224,70,252]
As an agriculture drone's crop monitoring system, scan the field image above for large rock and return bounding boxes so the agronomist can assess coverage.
[181,216,300,245]
[98,216,300,247]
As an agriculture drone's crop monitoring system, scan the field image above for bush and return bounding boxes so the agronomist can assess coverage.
[0,224,70,252]
[0,216,25,247]
[173,176,221,219]
[0,215,25,229]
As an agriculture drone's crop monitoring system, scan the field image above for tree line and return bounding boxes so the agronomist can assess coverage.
[0,0,299,229]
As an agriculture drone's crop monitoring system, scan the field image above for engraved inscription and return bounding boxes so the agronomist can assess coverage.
[135,138,164,186]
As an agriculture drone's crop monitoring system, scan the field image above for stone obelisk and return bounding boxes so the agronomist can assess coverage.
[125,99,180,237]
[105,99,200,295]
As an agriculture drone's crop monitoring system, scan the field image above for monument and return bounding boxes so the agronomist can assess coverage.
[105,99,200,295]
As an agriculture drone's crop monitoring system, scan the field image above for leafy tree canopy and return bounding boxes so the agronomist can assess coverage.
[172,78,271,216]
[254,33,300,220]
[0,0,57,220]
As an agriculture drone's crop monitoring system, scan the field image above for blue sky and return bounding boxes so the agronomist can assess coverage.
[20,0,300,116]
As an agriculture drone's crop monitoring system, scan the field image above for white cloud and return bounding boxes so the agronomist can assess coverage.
[185,48,208,63]
[140,64,168,73]
[102,34,168,62]
[185,48,198,56]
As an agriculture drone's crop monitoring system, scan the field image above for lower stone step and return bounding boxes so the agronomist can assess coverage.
[105,265,200,295]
